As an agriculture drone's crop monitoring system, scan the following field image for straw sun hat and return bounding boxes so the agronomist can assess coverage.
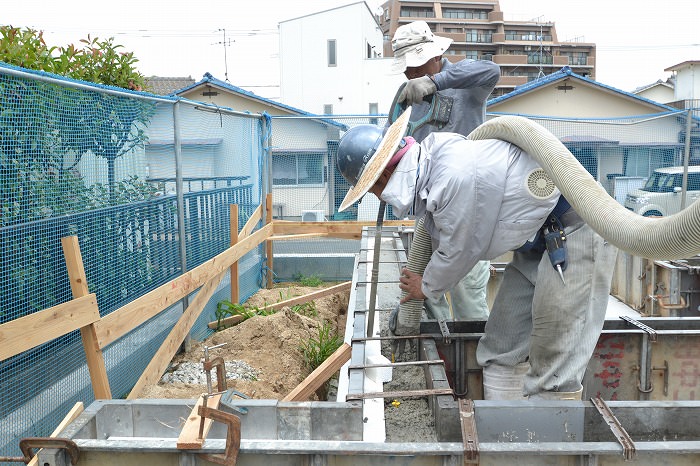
[339,107,412,212]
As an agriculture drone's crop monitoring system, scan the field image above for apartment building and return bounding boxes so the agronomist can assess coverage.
[378,0,596,96]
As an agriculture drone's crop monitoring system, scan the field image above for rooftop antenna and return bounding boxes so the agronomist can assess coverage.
[215,29,234,82]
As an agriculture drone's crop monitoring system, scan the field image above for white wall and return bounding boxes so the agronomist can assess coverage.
[280,2,404,115]
[634,84,675,104]
[673,63,698,102]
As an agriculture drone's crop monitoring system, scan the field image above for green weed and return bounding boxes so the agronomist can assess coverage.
[299,320,342,372]
[294,274,324,287]
[214,300,272,330]
[291,301,317,318]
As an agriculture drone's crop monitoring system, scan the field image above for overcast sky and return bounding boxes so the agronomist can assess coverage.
[2,0,698,98]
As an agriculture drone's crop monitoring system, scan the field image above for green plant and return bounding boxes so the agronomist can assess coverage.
[299,320,342,400]
[215,300,275,330]
[295,274,324,287]
[299,321,342,372]
[291,301,317,318]
[0,26,146,90]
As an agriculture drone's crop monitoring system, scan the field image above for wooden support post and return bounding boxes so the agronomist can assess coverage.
[283,343,352,402]
[61,236,112,400]
[265,193,274,289]
[229,204,239,305]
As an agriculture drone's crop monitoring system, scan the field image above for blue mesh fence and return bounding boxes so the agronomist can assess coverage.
[0,64,264,461]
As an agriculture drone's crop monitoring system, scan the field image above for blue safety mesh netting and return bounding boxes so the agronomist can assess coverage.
[0,64,264,461]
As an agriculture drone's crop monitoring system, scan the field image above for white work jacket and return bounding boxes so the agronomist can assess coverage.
[383,133,560,300]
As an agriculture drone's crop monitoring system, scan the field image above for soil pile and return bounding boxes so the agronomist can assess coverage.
[140,284,349,400]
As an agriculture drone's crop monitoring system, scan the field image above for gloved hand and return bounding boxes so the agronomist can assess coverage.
[398,76,437,105]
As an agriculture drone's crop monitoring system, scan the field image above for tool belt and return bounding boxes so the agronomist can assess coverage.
[557,205,584,231]
[517,197,583,255]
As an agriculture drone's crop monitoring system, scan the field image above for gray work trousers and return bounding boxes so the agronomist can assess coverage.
[425,260,490,320]
[476,222,617,396]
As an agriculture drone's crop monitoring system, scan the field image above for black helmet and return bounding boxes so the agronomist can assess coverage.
[337,125,384,186]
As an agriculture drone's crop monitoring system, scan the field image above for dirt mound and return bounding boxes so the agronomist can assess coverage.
[140,284,349,401]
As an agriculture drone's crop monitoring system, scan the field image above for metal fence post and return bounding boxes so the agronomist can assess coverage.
[174,101,191,351]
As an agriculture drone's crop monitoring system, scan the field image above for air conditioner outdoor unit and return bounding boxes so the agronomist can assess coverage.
[301,210,325,222]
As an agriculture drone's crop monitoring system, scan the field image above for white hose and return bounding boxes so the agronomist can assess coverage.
[396,217,433,335]
[469,115,700,260]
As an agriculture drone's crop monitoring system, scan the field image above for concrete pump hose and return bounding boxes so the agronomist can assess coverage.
[469,115,700,260]
[397,216,433,334]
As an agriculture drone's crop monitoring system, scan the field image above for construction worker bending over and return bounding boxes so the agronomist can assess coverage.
[388,20,501,322]
[337,109,617,400]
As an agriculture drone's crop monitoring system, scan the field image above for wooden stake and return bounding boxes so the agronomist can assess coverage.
[61,236,112,400]
[265,193,274,289]
[229,204,239,305]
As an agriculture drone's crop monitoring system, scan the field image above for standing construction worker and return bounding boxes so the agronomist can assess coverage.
[388,20,500,327]
[336,109,618,400]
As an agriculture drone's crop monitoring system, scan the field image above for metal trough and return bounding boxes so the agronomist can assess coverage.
[31,227,700,465]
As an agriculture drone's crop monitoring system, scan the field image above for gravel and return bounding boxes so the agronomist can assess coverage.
[161,361,259,385]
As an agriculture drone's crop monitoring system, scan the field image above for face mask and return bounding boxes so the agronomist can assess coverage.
[380,143,421,219]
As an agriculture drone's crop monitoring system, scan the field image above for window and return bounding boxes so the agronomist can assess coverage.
[323,104,333,115]
[561,51,589,66]
[367,42,380,58]
[400,6,434,18]
[443,8,488,20]
[527,53,552,64]
[272,152,325,186]
[327,39,337,67]
[369,102,378,125]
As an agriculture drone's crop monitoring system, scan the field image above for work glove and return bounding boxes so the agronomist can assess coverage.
[398,76,437,106]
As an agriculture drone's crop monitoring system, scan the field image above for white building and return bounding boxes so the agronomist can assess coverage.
[279,1,404,115]
[665,60,699,104]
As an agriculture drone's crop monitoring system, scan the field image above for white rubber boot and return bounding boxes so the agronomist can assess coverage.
[482,362,530,400]
[528,387,583,400]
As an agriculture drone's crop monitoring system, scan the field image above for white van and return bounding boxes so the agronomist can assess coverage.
[624,165,700,217]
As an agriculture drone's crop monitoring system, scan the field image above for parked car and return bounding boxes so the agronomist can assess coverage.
[624,165,700,217]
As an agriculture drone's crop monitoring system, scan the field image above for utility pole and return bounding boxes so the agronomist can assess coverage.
[215,29,234,82]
